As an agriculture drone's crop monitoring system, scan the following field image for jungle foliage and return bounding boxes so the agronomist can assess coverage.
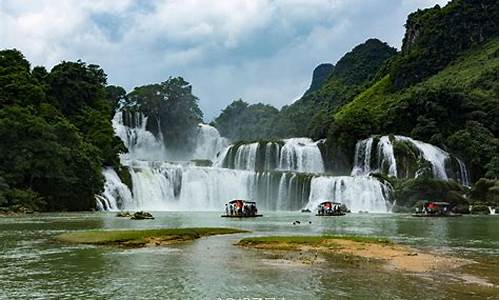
[0,50,125,211]
[122,77,204,157]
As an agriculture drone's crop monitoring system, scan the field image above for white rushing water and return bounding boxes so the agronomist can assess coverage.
[279,138,325,173]
[100,161,390,212]
[305,176,391,213]
[351,135,470,186]
[98,110,399,212]
[112,111,168,161]
[96,167,134,211]
[215,137,325,173]
[191,124,229,161]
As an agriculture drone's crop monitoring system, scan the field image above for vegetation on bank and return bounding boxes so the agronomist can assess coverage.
[328,0,498,183]
[55,227,247,247]
[0,51,126,212]
[238,235,392,250]
[332,38,499,181]
[0,53,205,212]
[212,99,280,141]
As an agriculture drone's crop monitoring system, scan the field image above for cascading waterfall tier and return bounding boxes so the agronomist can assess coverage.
[306,176,392,213]
[351,135,470,186]
[113,110,227,162]
[191,124,229,161]
[216,138,325,173]
[113,110,170,161]
[99,161,390,212]
[98,111,393,212]
[96,167,134,211]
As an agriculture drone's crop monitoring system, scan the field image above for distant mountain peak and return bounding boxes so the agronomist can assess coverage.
[304,63,334,96]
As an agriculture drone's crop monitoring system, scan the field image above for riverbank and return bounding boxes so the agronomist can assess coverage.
[238,235,471,273]
[55,227,247,247]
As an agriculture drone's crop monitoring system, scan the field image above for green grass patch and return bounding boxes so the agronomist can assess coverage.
[238,235,392,250]
[55,227,247,247]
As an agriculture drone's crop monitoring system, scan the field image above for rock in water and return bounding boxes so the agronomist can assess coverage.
[131,211,155,220]
[116,211,132,217]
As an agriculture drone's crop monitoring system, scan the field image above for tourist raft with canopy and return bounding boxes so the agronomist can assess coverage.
[316,201,346,216]
[412,201,462,217]
[221,200,263,218]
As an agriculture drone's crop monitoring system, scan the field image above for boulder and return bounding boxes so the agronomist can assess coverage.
[116,211,132,218]
[131,211,155,220]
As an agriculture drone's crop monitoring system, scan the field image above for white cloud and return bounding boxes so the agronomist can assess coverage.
[0,0,448,120]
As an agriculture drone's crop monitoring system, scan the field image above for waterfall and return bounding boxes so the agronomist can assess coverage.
[217,138,325,173]
[397,136,448,179]
[456,158,470,187]
[236,143,259,170]
[98,110,394,213]
[377,136,398,177]
[112,111,168,161]
[305,176,391,213]
[352,137,374,176]
[279,138,325,173]
[351,135,470,185]
[191,124,229,161]
[100,161,388,212]
[96,167,133,211]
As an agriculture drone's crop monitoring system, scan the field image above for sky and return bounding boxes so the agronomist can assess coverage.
[1,0,449,121]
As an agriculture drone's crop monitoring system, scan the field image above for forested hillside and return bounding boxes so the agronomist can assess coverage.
[329,0,498,182]
[213,0,498,208]
[213,38,397,140]
[0,51,125,212]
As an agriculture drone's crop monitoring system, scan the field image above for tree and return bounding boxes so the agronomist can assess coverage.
[213,99,280,141]
[47,60,124,168]
[447,121,498,181]
[0,106,103,211]
[0,49,125,211]
[126,77,203,156]
[105,85,127,113]
[0,49,45,107]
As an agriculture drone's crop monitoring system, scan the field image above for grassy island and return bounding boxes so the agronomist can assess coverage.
[238,235,469,273]
[55,227,247,247]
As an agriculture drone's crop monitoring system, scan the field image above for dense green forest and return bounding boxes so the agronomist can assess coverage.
[213,0,499,210]
[0,51,126,212]
[0,49,205,212]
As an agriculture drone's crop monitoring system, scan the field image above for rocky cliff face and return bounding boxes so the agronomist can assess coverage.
[401,17,421,54]
[303,63,334,96]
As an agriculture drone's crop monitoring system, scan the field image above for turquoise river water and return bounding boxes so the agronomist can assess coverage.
[0,212,498,299]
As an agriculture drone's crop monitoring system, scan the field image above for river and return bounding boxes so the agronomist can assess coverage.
[0,212,497,299]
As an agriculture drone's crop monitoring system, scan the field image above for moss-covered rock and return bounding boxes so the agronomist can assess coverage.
[191,159,213,167]
[470,178,498,206]
[393,177,467,208]
[117,167,133,191]
[470,204,491,215]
